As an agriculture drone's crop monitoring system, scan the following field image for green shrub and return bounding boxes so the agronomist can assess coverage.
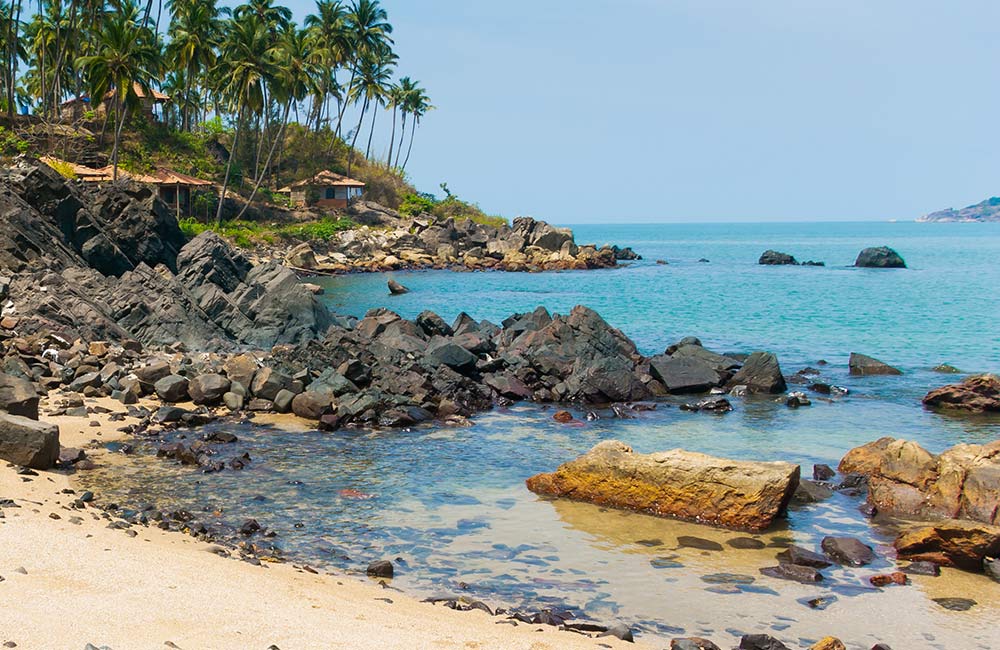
[398,192,436,216]
[277,217,355,240]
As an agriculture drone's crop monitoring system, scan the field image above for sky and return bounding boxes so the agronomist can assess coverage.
[289,1,999,223]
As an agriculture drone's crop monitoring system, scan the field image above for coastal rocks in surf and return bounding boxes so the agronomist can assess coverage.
[854,246,906,268]
[758,250,797,265]
[839,437,1000,526]
[525,439,800,531]
[923,374,1000,413]
[726,351,787,394]
[848,353,902,376]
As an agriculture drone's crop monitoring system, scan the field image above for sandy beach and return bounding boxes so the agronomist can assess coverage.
[0,400,647,650]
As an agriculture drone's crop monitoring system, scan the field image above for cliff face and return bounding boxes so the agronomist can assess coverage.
[0,160,331,350]
[918,197,1000,223]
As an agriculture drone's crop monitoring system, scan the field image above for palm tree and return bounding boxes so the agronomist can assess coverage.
[233,0,291,36]
[165,0,222,130]
[211,13,271,222]
[390,75,415,169]
[1,0,26,119]
[335,0,392,138]
[76,0,161,180]
[346,50,392,178]
[400,82,431,173]
[304,0,350,133]
[236,25,319,220]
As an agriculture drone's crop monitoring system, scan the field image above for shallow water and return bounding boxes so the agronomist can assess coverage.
[80,222,1000,648]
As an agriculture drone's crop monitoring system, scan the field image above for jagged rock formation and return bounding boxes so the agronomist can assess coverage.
[918,197,1000,223]
[923,374,1000,413]
[0,159,330,350]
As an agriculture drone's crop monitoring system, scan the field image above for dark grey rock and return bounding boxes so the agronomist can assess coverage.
[648,355,722,394]
[738,634,790,650]
[0,372,39,419]
[758,250,797,265]
[366,559,394,578]
[727,351,787,394]
[759,563,824,583]
[849,353,902,376]
[387,278,409,295]
[0,413,60,469]
[154,375,189,403]
[821,536,875,566]
[776,545,832,568]
[187,374,231,405]
[855,246,906,268]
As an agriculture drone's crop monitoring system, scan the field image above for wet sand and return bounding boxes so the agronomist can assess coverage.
[0,399,646,650]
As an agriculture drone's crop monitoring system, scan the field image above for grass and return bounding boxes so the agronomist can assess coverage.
[179,216,356,248]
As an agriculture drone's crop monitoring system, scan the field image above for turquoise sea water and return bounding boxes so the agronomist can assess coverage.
[82,222,1000,648]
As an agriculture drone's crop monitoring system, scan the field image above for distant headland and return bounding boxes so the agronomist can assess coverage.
[917,196,1000,222]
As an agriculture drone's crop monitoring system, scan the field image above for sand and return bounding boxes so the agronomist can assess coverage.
[0,399,648,650]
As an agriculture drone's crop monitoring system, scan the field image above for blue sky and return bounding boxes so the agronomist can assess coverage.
[285,0,999,223]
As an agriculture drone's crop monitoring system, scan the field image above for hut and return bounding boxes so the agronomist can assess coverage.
[277,170,365,209]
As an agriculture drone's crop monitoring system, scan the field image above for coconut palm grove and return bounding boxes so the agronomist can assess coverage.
[0,0,449,228]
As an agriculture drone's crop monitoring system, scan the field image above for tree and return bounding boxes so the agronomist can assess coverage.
[211,12,272,222]
[390,75,415,169]
[336,0,392,138]
[346,49,392,179]
[76,0,161,180]
[400,81,431,172]
[1,0,26,119]
[165,0,222,130]
[304,0,350,133]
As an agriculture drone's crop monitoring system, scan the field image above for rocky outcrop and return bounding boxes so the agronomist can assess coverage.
[758,250,797,265]
[268,201,627,273]
[919,196,1000,223]
[726,351,787,394]
[848,353,902,376]
[923,374,1000,413]
[895,521,1000,570]
[840,437,1000,525]
[854,246,906,268]
[525,440,800,531]
[0,160,331,350]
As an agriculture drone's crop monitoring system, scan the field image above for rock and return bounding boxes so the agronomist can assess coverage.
[838,437,895,475]
[758,250,798,265]
[739,634,791,650]
[821,536,875,566]
[932,364,962,374]
[525,440,800,531]
[291,390,334,420]
[726,352,787,394]
[849,353,902,376]
[922,374,1000,413]
[810,638,846,650]
[0,413,60,469]
[366,559,394,578]
[153,406,190,423]
[598,624,634,642]
[776,545,832,568]
[932,597,976,611]
[855,246,906,268]
[222,392,244,412]
[552,410,574,423]
[679,396,732,413]
[154,375,190,403]
[135,361,172,388]
[250,368,293,401]
[425,339,477,374]
[894,521,1000,570]
[868,572,907,587]
[678,536,724,551]
[901,561,940,576]
[813,464,835,481]
[273,389,295,413]
[285,242,317,269]
[785,391,811,408]
[224,354,258,391]
[670,639,721,650]
[792,480,834,504]
[759,564,824,583]
[187,374,231,405]
[984,557,1000,582]
[727,537,766,550]
[648,356,722,394]
[387,279,409,295]
[0,373,39,420]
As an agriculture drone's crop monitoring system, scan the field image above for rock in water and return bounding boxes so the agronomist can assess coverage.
[895,521,1000,570]
[0,372,40,420]
[0,413,60,469]
[758,250,798,265]
[387,279,409,295]
[739,634,791,650]
[366,560,394,578]
[726,351,787,394]
[525,440,800,531]
[923,374,1000,413]
[648,356,722,394]
[849,353,902,376]
[855,246,906,268]
[821,536,875,566]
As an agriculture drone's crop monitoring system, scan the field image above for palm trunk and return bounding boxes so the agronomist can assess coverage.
[346,95,368,185]
[386,104,396,170]
[215,107,243,225]
[236,101,290,220]
[364,103,378,160]
[112,94,127,181]
[401,120,416,172]
[334,63,356,138]
[394,112,407,169]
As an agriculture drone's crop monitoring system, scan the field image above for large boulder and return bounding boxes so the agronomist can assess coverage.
[895,521,1000,570]
[855,246,906,268]
[526,440,800,531]
[849,353,902,376]
[726,351,787,394]
[187,374,231,405]
[840,437,1000,525]
[0,372,40,420]
[758,250,797,265]
[648,355,722,394]
[154,375,190,403]
[0,413,60,469]
[923,374,1000,413]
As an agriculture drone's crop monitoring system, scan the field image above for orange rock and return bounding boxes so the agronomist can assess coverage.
[525,440,800,531]
[552,410,574,423]
[810,638,846,650]
[869,572,908,587]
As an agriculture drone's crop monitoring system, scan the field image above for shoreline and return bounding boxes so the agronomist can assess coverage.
[0,405,648,650]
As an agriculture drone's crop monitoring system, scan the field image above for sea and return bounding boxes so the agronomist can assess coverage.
[81,222,1000,649]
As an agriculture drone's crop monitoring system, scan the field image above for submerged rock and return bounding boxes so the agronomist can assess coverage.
[895,521,1000,570]
[821,536,875,566]
[923,374,1000,413]
[855,246,906,268]
[525,440,800,531]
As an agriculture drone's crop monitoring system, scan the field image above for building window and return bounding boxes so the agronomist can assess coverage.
[325,187,335,199]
